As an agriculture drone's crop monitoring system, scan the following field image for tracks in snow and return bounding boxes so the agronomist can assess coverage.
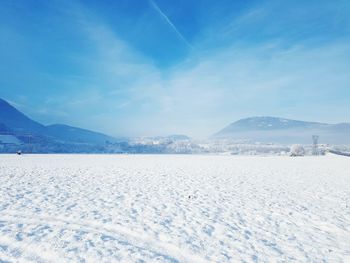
[0,211,207,263]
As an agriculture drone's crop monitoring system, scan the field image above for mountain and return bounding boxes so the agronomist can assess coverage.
[218,117,328,131]
[0,98,45,134]
[0,98,115,145]
[215,116,350,144]
[0,98,196,153]
[45,124,114,144]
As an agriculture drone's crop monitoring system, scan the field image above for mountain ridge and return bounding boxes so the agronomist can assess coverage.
[1,98,350,150]
[215,116,350,144]
[0,98,45,134]
[0,98,115,144]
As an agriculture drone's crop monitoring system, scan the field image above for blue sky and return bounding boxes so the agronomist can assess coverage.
[1,0,350,137]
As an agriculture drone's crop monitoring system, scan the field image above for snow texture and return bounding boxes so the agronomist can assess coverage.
[0,154,349,262]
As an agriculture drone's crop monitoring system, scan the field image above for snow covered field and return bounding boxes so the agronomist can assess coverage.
[0,154,349,262]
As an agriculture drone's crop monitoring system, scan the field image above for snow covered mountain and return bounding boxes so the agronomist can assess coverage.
[218,117,328,131]
[215,116,350,144]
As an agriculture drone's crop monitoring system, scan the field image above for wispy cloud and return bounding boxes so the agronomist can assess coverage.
[149,0,193,50]
[158,41,350,136]
[1,0,350,137]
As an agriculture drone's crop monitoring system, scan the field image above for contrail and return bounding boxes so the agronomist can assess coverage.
[149,0,193,49]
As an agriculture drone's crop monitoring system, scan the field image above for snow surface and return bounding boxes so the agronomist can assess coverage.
[0,154,349,262]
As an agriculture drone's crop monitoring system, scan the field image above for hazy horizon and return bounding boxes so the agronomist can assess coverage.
[1,0,350,137]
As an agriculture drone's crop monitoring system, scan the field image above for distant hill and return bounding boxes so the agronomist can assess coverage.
[2,97,349,153]
[214,116,350,144]
[0,98,196,153]
[0,98,45,134]
[45,124,114,144]
[0,98,116,145]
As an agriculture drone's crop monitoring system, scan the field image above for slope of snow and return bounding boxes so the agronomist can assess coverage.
[0,154,349,262]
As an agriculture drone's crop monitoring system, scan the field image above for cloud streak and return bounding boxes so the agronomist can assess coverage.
[149,0,193,49]
[1,0,350,138]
